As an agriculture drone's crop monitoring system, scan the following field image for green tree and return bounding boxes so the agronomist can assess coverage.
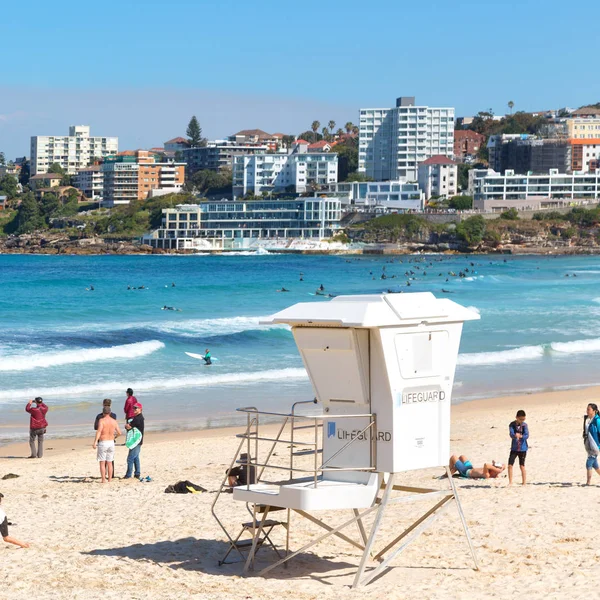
[311,121,320,143]
[336,128,344,138]
[48,163,66,175]
[508,100,514,114]
[185,168,232,196]
[321,126,329,141]
[345,172,372,182]
[40,192,60,219]
[448,196,473,210]
[345,122,354,134]
[0,174,19,199]
[0,152,5,166]
[328,120,336,136]
[351,126,359,135]
[500,207,519,220]
[298,130,322,143]
[334,141,359,181]
[281,134,295,148]
[19,159,30,186]
[186,116,204,147]
[457,164,472,190]
[456,215,486,246]
[15,193,44,234]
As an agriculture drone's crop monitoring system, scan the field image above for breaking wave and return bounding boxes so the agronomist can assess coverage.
[0,367,308,402]
[458,345,544,366]
[0,340,164,372]
[550,338,600,354]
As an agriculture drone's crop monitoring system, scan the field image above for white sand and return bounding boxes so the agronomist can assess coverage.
[2,387,600,599]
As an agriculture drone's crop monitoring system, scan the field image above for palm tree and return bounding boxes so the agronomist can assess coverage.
[311,120,320,143]
[336,128,344,138]
[322,126,330,141]
[508,100,515,115]
[328,120,336,137]
[352,126,359,135]
[345,122,354,134]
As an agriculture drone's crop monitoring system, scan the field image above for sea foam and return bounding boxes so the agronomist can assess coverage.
[0,340,164,372]
[458,345,544,366]
[0,367,308,402]
[550,338,600,354]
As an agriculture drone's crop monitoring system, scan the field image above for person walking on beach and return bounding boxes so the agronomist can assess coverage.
[0,493,29,549]
[124,403,145,479]
[26,397,48,459]
[93,409,121,483]
[94,399,117,480]
[508,410,529,486]
[583,403,600,485]
[124,388,137,421]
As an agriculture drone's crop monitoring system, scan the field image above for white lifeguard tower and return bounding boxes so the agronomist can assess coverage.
[211,292,479,587]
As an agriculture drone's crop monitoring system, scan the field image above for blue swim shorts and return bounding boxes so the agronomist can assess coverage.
[586,455,599,470]
[454,459,473,478]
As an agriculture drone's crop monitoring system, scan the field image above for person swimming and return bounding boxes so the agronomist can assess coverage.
[277,287,289,292]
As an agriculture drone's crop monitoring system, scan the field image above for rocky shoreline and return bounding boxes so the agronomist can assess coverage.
[2,232,600,256]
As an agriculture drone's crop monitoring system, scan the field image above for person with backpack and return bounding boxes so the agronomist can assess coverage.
[26,397,48,459]
[124,403,144,479]
[583,403,600,485]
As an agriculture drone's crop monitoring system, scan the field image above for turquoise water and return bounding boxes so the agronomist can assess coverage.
[1,253,600,443]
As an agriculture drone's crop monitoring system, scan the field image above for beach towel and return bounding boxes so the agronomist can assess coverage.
[125,427,142,450]
[164,480,207,494]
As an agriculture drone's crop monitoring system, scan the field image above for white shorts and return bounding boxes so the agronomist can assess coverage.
[97,440,115,462]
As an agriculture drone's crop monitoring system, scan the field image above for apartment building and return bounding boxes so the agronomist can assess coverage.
[567,117,600,140]
[487,135,571,174]
[101,151,185,206]
[358,96,455,181]
[232,146,338,196]
[183,141,268,175]
[453,130,485,162]
[418,156,457,199]
[73,165,104,200]
[469,168,600,211]
[322,180,424,211]
[142,198,342,250]
[29,173,63,191]
[31,125,118,175]
[569,139,600,173]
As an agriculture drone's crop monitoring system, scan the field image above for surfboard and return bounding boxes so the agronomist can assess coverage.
[185,352,218,361]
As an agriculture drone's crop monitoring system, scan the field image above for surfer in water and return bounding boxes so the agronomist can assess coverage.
[203,349,212,365]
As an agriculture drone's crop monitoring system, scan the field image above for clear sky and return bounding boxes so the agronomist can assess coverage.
[1,0,599,158]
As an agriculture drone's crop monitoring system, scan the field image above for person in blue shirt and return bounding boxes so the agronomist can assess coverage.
[508,410,529,486]
[584,403,600,485]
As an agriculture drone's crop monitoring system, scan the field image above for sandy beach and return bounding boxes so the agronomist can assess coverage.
[2,387,600,600]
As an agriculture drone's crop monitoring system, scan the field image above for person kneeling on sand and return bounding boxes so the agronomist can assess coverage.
[449,455,505,479]
[93,408,121,483]
[0,493,29,548]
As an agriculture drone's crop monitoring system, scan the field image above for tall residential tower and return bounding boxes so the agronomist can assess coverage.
[30,125,118,175]
[358,96,454,181]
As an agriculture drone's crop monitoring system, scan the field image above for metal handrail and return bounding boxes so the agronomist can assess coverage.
[236,404,376,489]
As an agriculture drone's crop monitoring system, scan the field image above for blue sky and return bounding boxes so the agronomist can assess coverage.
[1,0,599,158]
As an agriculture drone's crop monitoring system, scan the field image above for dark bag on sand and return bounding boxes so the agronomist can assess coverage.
[164,480,207,494]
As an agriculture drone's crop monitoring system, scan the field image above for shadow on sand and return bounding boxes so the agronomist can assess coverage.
[84,537,359,583]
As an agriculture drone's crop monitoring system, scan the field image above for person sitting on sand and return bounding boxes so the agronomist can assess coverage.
[226,453,256,489]
[0,493,29,549]
[93,409,121,483]
[449,455,505,479]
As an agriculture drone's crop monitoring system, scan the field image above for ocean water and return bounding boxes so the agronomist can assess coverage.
[2,252,600,444]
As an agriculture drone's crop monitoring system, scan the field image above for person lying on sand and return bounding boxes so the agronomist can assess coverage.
[449,454,505,479]
[0,493,29,548]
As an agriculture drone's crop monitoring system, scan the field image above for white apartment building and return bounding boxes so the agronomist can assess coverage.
[322,181,424,212]
[417,156,457,200]
[73,165,104,200]
[469,168,600,211]
[232,148,338,196]
[358,96,455,181]
[31,125,118,175]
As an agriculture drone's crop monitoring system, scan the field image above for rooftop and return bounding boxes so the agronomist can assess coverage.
[570,107,600,117]
[421,155,456,166]
[30,173,63,180]
[165,137,189,144]
[234,129,273,139]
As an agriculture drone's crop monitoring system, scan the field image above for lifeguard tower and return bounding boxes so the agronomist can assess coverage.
[211,292,479,587]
